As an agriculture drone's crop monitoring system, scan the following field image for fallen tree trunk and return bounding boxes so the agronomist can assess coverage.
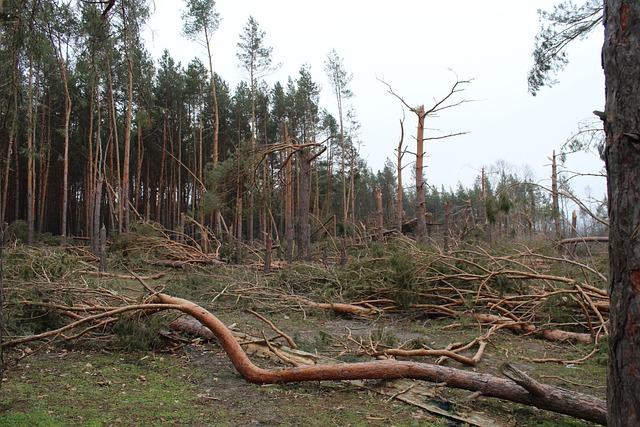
[472,313,593,344]
[152,293,606,425]
[558,236,608,245]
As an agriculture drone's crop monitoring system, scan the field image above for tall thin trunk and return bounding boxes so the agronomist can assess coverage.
[415,105,427,241]
[551,150,561,238]
[396,119,405,235]
[297,147,311,261]
[204,26,222,236]
[157,113,167,225]
[26,54,35,244]
[37,94,51,234]
[247,66,255,244]
[376,187,383,241]
[1,53,19,225]
[93,88,104,255]
[339,99,347,236]
[285,124,294,264]
[105,52,120,233]
[121,33,134,232]
[87,80,95,242]
[54,43,72,244]
[443,201,451,253]
[481,167,490,243]
[135,114,144,214]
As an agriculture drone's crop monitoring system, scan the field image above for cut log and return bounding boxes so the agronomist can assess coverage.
[152,293,606,425]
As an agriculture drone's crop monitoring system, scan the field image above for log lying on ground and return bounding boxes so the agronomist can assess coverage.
[473,313,593,344]
[558,236,608,245]
[152,293,606,425]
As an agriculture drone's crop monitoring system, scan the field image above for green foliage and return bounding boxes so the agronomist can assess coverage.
[528,0,602,95]
[542,294,578,326]
[4,246,80,281]
[181,0,220,41]
[390,249,418,308]
[10,304,65,336]
[111,315,164,351]
[237,16,275,80]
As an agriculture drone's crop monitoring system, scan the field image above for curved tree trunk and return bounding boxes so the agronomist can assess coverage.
[150,293,606,425]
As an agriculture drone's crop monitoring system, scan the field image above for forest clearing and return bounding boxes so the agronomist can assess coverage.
[2,0,640,425]
[0,228,608,426]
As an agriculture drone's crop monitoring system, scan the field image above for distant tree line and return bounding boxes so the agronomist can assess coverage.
[0,0,605,260]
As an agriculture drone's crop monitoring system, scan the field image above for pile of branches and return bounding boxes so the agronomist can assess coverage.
[270,240,608,345]
[112,221,223,269]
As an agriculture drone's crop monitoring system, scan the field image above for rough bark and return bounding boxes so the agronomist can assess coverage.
[603,1,640,424]
[551,150,561,238]
[396,119,405,234]
[376,187,383,241]
[297,147,311,261]
[415,105,427,241]
[152,293,606,425]
[284,125,294,264]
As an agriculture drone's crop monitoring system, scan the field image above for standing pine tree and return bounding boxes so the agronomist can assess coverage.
[602,1,640,424]
[236,16,277,244]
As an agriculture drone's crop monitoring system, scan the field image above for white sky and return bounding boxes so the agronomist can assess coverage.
[143,0,606,205]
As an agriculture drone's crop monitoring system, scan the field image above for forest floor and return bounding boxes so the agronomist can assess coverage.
[0,239,607,426]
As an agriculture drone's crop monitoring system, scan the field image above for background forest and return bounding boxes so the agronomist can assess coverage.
[0,1,622,425]
[0,0,607,261]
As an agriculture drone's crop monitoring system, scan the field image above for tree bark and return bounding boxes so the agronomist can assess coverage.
[551,150,561,239]
[376,187,383,241]
[297,147,311,261]
[284,125,294,264]
[603,1,640,424]
[396,119,405,235]
[415,105,427,241]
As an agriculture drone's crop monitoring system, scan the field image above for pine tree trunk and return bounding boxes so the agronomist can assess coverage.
[396,120,404,235]
[26,55,35,245]
[297,148,311,261]
[551,150,561,238]
[603,1,640,424]
[59,59,72,243]
[285,125,294,264]
[415,106,427,241]
[204,26,222,237]
[376,187,383,241]
[122,55,133,232]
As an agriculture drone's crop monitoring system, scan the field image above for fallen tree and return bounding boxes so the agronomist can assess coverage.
[153,293,606,425]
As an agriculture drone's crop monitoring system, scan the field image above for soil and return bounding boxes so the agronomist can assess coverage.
[1,306,605,427]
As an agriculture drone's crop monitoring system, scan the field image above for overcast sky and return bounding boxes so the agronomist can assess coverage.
[143,0,606,205]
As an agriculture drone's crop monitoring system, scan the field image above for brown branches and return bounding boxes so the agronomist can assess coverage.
[150,293,606,425]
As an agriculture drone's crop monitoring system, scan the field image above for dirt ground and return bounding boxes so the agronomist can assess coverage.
[0,307,606,427]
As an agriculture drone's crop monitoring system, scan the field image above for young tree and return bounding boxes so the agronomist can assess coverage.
[603,1,640,424]
[45,1,77,243]
[182,0,222,234]
[237,16,276,243]
[324,49,353,239]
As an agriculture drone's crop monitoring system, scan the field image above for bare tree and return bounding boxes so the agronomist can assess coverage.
[379,77,470,241]
[395,118,407,234]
